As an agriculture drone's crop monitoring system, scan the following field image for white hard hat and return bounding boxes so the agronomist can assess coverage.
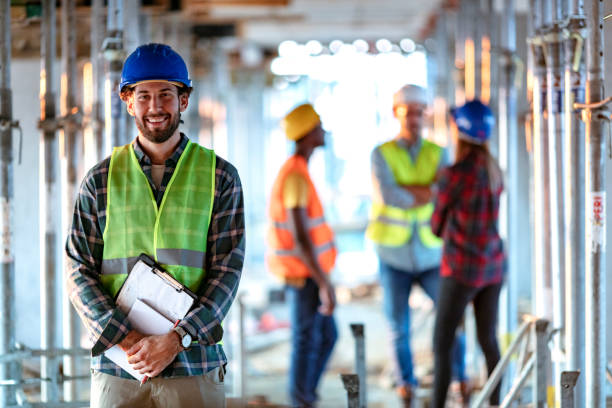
[393,84,428,106]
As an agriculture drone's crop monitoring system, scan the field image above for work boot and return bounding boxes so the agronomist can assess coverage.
[396,384,413,408]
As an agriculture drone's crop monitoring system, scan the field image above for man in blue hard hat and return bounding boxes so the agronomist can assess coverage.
[366,84,469,407]
[66,43,244,407]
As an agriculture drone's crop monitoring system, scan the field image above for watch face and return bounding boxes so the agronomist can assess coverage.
[182,333,192,348]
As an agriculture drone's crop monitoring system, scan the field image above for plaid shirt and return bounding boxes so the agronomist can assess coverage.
[65,134,245,378]
[431,149,505,288]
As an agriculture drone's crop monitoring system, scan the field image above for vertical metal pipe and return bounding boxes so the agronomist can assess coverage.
[340,374,360,408]
[40,0,60,402]
[560,371,580,408]
[533,319,550,407]
[563,6,586,406]
[91,0,105,161]
[584,0,606,406]
[104,0,125,149]
[61,0,81,401]
[0,1,16,406]
[530,0,553,322]
[543,10,566,405]
[498,0,519,381]
[350,324,366,408]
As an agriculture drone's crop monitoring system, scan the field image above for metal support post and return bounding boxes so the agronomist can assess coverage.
[533,319,550,408]
[563,3,586,405]
[529,0,553,322]
[340,374,360,408]
[91,0,105,162]
[40,0,61,402]
[560,371,580,408]
[498,1,519,393]
[0,1,16,406]
[103,0,126,149]
[583,0,607,407]
[543,13,567,407]
[60,0,82,401]
[350,324,366,408]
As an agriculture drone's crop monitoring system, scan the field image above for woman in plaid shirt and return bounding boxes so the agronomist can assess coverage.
[430,100,506,407]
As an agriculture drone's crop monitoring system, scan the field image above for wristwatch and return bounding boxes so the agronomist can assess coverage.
[173,326,192,349]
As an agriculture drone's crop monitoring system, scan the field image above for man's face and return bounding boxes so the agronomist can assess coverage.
[126,81,188,144]
[394,102,425,139]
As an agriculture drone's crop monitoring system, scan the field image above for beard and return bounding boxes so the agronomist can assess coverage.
[135,112,181,144]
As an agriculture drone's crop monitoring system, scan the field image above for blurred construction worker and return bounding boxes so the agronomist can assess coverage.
[66,43,244,408]
[366,84,468,407]
[267,103,338,408]
[431,100,506,407]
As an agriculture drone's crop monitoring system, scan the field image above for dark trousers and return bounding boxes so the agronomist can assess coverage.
[287,278,338,408]
[432,277,503,407]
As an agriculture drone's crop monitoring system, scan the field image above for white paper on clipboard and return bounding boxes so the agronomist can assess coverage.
[114,258,195,322]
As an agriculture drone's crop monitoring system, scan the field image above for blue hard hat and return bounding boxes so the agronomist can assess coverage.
[450,100,495,144]
[120,43,192,92]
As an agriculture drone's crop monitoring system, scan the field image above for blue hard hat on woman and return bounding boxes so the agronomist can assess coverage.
[119,43,192,92]
[450,100,495,144]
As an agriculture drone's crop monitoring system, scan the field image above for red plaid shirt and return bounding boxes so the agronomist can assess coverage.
[431,149,506,288]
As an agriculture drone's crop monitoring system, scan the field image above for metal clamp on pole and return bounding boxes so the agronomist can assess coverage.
[340,374,360,408]
[575,98,612,158]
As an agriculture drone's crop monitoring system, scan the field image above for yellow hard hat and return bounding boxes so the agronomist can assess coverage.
[282,103,321,141]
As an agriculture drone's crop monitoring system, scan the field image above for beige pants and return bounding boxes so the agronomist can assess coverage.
[90,366,226,408]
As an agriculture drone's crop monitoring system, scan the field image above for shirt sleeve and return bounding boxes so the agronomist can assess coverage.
[431,167,455,237]
[370,147,416,208]
[282,171,309,209]
[179,157,245,345]
[65,165,132,357]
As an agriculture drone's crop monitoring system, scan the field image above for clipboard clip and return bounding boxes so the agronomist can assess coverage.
[151,267,184,292]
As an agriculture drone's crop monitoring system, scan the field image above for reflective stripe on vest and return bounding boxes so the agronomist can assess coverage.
[266,155,337,280]
[101,140,215,297]
[366,139,443,248]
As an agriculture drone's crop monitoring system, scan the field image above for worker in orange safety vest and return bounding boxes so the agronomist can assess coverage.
[266,103,338,408]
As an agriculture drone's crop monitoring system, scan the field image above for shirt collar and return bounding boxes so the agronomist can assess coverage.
[132,133,189,166]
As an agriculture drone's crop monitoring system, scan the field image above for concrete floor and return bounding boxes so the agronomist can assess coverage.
[236,287,469,407]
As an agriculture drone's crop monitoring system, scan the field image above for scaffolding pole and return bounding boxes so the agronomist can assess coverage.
[498,0,519,386]
[40,0,60,403]
[60,0,82,402]
[104,0,125,149]
[530,0,553,323]
[0,1,16,406]
[91,0,105,161]
[543,2,567,404]
[563,1,586,405]
[583,0,606,406]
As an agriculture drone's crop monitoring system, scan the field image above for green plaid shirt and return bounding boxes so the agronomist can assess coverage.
[65,134,245,379]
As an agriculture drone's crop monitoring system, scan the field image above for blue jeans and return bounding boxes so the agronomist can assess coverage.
[287,279,338,407]
[379,260,467,387]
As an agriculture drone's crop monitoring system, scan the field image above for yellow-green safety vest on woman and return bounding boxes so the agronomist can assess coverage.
[366,139,443,248]
[101,140,216,297]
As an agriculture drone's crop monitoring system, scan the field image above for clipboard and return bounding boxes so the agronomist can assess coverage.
[114,253,198,323]
[104,253,199,380]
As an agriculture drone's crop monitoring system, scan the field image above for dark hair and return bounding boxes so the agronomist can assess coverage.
[119,84,193,102]
[456,139,503,191]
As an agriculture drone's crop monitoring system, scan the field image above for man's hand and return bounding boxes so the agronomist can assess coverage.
[318,282,336,316]
[118,330,145,352]
[126,332,182,378]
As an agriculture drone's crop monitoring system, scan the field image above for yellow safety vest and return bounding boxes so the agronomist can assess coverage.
[366,139,443,248]
[101,141,215,297]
